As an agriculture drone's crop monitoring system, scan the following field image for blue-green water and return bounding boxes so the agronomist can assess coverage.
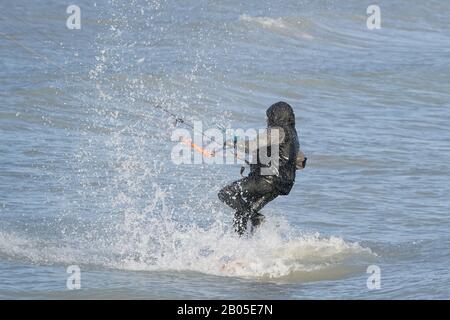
[1,0,449,299]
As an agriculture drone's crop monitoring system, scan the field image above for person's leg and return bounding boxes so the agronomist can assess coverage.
[218,177,278,235]
[218,177,253,235]
[218,177,255,235]
[232,211,250,235]
[250,191,279,213]
[218,177,252,213]
[248,192,279,229]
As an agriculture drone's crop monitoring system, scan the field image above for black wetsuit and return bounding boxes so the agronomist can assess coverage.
[218,102,301,235]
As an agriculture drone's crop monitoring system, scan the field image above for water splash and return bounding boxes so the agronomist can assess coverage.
[0,193,375,282]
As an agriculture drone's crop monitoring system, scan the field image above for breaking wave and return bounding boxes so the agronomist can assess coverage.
[239,14,314,39]
[240,14,288,29]
[0,190,375,282]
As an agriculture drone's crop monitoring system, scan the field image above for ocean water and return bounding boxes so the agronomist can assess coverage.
[1,0,449,299]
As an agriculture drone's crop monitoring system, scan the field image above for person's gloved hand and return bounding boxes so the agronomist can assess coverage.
[296,150,307,170]
[223,136,238,149]
[302,157,307,168]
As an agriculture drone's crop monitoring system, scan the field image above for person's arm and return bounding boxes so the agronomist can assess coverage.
[224,127,285,154]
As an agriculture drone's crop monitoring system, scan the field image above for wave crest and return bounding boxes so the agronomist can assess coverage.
[0,214,375,282]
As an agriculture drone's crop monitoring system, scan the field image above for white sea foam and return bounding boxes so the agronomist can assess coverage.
[0,201,374,282]
[239,14,288,29]
[239,14,314,40]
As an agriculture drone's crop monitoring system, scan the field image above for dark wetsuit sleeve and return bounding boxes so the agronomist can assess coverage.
[224,127,285,155]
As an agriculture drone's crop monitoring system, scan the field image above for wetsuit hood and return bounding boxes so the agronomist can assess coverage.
[266,101,295,127]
